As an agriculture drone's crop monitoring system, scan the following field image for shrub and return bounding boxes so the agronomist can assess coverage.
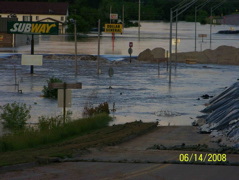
[0,114,112,152]
[42,77,63,99]
[0,102,31,131]
[82,102,110,117]
[38,111,72,131]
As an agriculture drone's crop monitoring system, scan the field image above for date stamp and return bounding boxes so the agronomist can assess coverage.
[179,153,227,162]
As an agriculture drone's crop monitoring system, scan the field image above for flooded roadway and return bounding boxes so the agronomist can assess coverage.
[0,55,238,130]
[1,21,239,130]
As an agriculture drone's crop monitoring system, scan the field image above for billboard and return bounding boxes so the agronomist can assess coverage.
[7,21,59,35]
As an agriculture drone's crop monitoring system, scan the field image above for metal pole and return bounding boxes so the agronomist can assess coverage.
[110,5,112,23]
[166,50,169,72]
[210,8,214,50]
[175,9,178,70]
[195,0,212,52]
[158,58,160,76]
[30,34,34,74]
[138,0,141,39]
[97,19,101,74]
[195,6,197,52]
[14,63,17,85]
[122,4,125,30]
[169,8,173,84]
[74,20,78,75]
[63,82,66,124]
[210,0,226,49]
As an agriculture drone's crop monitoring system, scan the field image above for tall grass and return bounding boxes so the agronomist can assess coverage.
[0,114,112,152]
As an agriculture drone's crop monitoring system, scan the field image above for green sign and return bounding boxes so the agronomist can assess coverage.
[7,21,59,35]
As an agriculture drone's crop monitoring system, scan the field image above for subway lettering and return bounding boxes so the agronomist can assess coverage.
[9,22,57,34]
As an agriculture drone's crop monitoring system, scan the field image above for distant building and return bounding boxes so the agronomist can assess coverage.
[0,1,69,34]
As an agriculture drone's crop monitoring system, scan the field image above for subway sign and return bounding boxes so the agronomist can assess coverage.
[7,21,59,35]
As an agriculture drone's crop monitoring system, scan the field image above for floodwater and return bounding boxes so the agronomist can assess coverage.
[1,21,239,55]
[0,21,239,131]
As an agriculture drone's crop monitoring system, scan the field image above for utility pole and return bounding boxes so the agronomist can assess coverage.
[210,0,226,49]
[97,19,101,74]
[195,0,212,52]
[74,19,77,75]
[169,0,197,83]
[138,0,141,39]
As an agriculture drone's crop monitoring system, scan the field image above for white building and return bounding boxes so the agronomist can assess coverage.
[0,1,69,34]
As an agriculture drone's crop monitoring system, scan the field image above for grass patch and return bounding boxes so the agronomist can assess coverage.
[0,121,157,167]
[0,114,112,152]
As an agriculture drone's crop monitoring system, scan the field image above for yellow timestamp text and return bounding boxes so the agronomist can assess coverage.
[179,153,227,162]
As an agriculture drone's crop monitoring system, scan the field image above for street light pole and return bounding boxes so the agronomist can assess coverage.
[138,0,141,39]
[210,0,226,49]
[169,0,197,83]
[169,8,173,84]
[74,20,78,75]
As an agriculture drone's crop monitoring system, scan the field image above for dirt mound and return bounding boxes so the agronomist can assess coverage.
[138,45,239,65]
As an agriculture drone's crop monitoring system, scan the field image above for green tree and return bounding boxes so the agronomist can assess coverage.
[42,77,63,99]
[0,102,31,131]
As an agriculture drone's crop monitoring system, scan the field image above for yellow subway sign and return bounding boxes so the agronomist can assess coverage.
[7,21,59,35]
[104,24,122,33]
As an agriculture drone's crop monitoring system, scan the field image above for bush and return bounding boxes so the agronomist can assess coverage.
[0,114,112,152]
[42,77,63,99]
[82,102,110,117]
[0,102,31,131]
[38,111,72,131]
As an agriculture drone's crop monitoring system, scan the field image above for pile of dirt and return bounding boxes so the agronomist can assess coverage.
[138,45,239,65]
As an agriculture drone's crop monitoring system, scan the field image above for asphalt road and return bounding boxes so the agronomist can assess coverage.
[1,161,239,180]
[1,126,239,179]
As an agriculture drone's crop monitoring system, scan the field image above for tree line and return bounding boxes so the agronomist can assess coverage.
[3,0,239,33]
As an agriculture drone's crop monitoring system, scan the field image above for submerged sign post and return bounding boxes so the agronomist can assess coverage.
[7,21,59,74]
[48,82,82,123]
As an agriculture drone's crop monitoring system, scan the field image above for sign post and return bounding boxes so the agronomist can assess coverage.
[7,21,59,74]
[104,24,122,54]
[108,67,114,89]
[198,34,207,51]
[128,42,133,63]
[48,82,82,123]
